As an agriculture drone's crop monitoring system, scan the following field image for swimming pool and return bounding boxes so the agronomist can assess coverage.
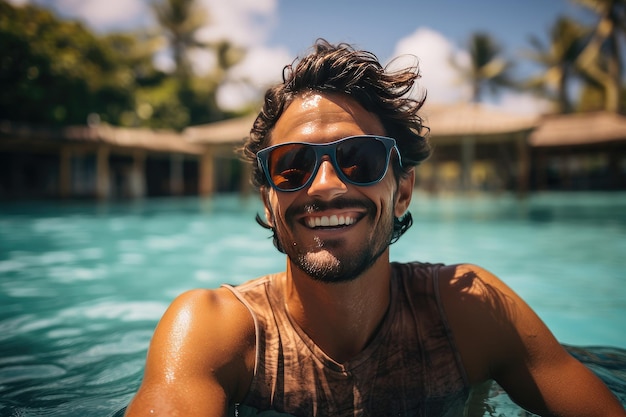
[1,192,625,416]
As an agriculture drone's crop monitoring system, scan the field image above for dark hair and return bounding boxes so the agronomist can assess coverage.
[242,39,430,249]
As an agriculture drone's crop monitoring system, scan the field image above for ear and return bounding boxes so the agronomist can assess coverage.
[394,169,414,218]
[260,186,275,227]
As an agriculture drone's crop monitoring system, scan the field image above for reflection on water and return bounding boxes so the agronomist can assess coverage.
[0,193,625,416]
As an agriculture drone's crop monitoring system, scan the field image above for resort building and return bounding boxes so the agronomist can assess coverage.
[528,111,626,191]
[1,108,625,200]
[0,122,204,200]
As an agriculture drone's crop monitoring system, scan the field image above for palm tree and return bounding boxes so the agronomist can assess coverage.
[523,16,588,113]
[151,0,246,124]
[152,0,207,84]
[574,0,625,113]
[453,32,515,103]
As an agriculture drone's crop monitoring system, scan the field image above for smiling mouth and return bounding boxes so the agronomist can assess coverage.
[304,214,358,229]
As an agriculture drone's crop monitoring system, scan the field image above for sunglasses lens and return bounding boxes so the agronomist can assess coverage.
[336,138,388,184]
[268,144,316,190]
[262,136,395,191]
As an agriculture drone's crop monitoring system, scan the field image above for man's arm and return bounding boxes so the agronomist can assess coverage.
[124,288,255,417]
[440,264,625,416]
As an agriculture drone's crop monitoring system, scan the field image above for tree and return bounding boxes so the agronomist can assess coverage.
[0,0,247,129]
[151,0,246,125]
[102,30,192,129]
[574,0,626,113]
[152,0,207,85]
[523,16,588,113]
[0,1,148,126]
[453,32,515,103]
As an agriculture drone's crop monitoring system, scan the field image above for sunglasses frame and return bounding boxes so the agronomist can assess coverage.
[256,135,402,192]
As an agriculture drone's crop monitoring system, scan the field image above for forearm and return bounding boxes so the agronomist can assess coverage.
[500,354,624,417]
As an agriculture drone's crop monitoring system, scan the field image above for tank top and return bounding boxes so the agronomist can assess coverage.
[223,262,470,416]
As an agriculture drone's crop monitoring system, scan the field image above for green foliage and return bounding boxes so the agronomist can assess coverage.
[0,0,137,125]
[0,0,241,129]
[134,78,191,129]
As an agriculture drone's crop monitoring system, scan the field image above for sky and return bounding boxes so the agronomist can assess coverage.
[11,0,595,114]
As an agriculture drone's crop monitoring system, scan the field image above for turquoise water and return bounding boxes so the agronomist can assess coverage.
[0,193,625,416]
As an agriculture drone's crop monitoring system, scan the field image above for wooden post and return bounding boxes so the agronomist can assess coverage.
[200,150,215,196]
[130,150,146,198]
[59,146,72,198]
[96,146,110,200]
[170,153,184,196]
[536,151,547,191]
[239,159,252,196]
[461,136,475,191]
[516,133,529,197]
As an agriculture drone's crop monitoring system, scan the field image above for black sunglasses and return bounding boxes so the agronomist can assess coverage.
[256,135,402,192]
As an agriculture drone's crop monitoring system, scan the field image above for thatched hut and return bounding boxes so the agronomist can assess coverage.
[528,112,626,190]
[0,122,203,199]
[420,103,538,193]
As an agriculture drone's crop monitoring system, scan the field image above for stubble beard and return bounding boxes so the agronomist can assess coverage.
[278,202,396,284]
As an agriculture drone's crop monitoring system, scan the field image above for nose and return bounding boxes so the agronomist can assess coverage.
[307,158,348,200]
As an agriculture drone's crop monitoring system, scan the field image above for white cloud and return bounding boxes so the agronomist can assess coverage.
[53,0,148,31]
[391,27,471,104]
[191,0,286,110]
[227,45,290,88]
[217,45,292,111]
[197,0,277,46]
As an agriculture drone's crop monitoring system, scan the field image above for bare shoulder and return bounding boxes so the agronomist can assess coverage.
[154,287,256,395]
[125,287,255,416]
[165,286,255,338]
[437,262,528,319]
[436,263,553,382]
[165,287,255,356]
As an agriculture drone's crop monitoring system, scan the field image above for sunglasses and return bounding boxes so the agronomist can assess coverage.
[256,135,402,192]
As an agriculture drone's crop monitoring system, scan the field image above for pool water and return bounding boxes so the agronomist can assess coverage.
[1,192,625,416]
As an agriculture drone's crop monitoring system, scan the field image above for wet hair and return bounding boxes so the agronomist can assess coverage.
[241,39,431,249]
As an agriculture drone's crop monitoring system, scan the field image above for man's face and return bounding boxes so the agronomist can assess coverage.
[261,92,414,283]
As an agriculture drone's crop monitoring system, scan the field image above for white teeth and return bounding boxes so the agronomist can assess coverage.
[306,215,356,228]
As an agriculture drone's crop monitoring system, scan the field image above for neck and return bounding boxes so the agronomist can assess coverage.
[284,253,392,363]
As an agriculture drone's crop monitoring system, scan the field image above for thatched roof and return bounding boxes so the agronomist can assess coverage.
[0,121,203,154]
[8,107,622,155]
[183,104,540,146]
[184,114,256,145]
[528,111,626,147]
[421,103,539,141]
[68,125,204,154]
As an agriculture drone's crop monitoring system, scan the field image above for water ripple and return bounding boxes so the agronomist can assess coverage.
[0,364,66,384]
[60,301,167,322]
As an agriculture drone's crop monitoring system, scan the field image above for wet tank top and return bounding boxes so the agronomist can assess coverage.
[223,262,470,416]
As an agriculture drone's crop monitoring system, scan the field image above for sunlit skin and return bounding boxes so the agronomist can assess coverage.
[124,92,626,417]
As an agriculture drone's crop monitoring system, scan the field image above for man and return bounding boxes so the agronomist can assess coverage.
[125,40,624,416]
